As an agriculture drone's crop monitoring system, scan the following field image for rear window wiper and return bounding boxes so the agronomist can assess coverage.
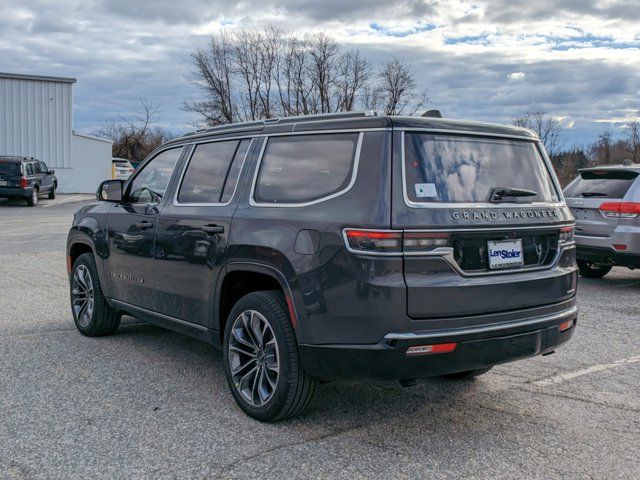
[580,192,608,197]
[489,187,539,203]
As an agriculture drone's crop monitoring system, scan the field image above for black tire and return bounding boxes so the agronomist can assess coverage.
[70,253,120,336]
[577,259,612,278]
[441,367,492,380]
[48,183,56,199]
[26,188,38,206]
[223,290,317,422]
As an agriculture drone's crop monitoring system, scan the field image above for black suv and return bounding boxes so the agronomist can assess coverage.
[0,156,57,206]
[67,112,578,421]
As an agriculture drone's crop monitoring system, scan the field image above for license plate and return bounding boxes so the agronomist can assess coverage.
[488,239,524,269]
[0,180,7,186]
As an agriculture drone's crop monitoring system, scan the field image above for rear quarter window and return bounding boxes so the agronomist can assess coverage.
[564,170,638,199]
[254,133,360,205]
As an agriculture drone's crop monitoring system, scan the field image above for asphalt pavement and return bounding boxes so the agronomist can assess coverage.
[0,197,638,479]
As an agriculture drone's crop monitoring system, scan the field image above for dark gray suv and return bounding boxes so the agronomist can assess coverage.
[0,156,57,206]
[66,112,578,421]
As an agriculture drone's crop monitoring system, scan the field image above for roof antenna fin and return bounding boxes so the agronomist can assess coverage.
[421,110,443,118]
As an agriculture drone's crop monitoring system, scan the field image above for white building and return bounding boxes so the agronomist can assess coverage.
[0,72,112,193]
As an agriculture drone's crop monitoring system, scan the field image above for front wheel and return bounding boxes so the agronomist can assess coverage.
[48,183,56,199]
[577,259,612,278]
[70,253,120,336]
[223,291,317,422]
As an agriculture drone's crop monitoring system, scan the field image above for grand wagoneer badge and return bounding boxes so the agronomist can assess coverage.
[451,209,560,221]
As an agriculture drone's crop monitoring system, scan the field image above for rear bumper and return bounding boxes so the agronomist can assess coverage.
[299,305,577,381]
[0,187,31,198]
[576,245,640,268]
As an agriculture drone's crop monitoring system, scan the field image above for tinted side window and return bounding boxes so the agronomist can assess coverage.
[221,139,252,203]
[177,140,240,204]
[40,162,48,173]
[33,163,42,174]
[254,133,359,204]
[25,163,34,176]
[128,147,182,204]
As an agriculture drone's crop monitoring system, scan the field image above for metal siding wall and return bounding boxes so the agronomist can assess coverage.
[0,77,73,168]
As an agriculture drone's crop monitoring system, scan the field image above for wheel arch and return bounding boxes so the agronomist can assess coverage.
[216,262,301,346]
[67,233,97,275]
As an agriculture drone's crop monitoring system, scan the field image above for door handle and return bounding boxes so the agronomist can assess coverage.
[135,221,154,230]
[201,224,224,234]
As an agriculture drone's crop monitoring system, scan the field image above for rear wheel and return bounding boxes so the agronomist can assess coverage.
[577,259,612,278]
[223,291,317,422]
[26,188,38,206]
[48,183,56,199]
[70,253,120,336]
[441,367,492,380]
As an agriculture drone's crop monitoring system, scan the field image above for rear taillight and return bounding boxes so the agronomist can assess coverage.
[344,230,402,254]
[20,177,28,189]
[599,202,640,218]
[559,225,574,242]
[344,229,451,254]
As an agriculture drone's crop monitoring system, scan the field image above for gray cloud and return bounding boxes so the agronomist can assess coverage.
[0,0,638,146]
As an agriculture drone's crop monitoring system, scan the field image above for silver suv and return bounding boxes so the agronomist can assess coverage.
[564,163,640,278]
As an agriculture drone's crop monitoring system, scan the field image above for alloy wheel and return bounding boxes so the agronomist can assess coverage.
[72,264,95,328]
[228,310,280,407]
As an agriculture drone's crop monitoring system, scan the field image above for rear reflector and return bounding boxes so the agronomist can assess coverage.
[599,201,640,218]
[558,319,575,332]
[406,342,457,355]
[613,244,627,251]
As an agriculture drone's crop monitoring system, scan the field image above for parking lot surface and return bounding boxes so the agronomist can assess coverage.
[1,199,638,479]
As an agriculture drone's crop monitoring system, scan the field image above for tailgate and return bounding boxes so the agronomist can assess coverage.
[403,227,571,318]
[394,130,573,319]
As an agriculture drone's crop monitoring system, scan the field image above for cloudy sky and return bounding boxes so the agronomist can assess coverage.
[1,0,639,146]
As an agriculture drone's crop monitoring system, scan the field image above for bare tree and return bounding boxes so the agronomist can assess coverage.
[623,121,640,163]
[184,30,427,125]
[183,32,236,125]
[307,33,339,113]
[93,99,173,162]
[375,59,427,115]
[513,111,565,156]
[334,50,370,112]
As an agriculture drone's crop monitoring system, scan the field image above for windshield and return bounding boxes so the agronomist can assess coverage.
[404,133,559,204]
[564,170,638,199]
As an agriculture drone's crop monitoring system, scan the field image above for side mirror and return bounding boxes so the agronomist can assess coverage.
[97,179,124,202]
[49,170,55,174]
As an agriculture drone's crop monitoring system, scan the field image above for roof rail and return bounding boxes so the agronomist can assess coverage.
[181,111,378,138]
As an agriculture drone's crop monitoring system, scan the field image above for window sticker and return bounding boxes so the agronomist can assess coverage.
[414,183,437,198]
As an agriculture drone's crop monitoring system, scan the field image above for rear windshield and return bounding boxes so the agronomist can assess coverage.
[564,170,638,199]
[404,133,559,204]
[0,162,20,175]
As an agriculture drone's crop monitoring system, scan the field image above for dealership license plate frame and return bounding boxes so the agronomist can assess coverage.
[488,239,524,270]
